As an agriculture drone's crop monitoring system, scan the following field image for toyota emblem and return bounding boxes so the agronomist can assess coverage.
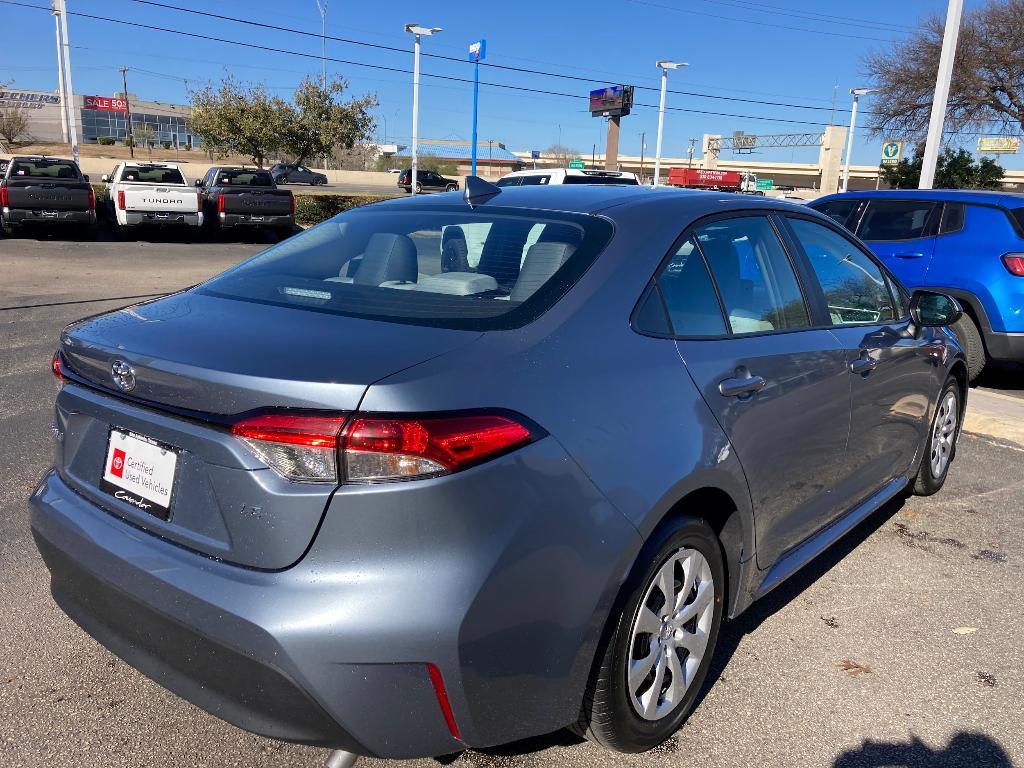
[111,359,136,392]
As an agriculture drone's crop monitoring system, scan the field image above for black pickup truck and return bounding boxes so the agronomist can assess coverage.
[198,167,295,238]
[1,156,96,236]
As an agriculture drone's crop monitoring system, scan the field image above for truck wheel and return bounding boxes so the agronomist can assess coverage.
[950,315,986,383]
[0,216,14,238]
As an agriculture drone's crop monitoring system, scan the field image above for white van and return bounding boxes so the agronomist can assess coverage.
[495,168,640,187]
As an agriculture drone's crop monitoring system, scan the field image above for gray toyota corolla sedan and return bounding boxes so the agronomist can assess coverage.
[32,181,966,761]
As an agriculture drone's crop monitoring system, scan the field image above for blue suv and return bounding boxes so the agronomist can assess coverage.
[811,190,1024,381]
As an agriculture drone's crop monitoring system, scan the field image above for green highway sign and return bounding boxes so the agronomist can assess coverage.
[881,140,903,165]
[755,179,774,191]
[568,158,585,169]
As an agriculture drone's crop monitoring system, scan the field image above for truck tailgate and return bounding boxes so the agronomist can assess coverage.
[222,189,293,216]
[4,180,92,211]
[121,185,198,213]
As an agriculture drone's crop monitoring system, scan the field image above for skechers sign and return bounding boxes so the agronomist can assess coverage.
[84,95,129,112]
[0,90,61,110]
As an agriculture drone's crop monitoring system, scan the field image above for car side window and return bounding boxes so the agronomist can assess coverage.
[940,203,965,235]
[656,237,728,337]
[812,199,860,230]
[519,175,550,186]
[858,200,939,241]
[787,217,896,325]
[695,216,810,335]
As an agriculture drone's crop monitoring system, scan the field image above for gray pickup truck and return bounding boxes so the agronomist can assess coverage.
[1,156,96,236]
[198,167,295,238]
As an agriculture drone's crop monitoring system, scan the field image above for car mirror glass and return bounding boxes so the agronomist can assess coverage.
[910,291,962,327]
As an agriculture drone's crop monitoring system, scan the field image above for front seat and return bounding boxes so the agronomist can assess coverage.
[352,233,418,286]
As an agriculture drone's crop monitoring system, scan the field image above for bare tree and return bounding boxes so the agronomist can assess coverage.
[0,106,31,146]
[863,0,1024,139]
[544,143,579,167]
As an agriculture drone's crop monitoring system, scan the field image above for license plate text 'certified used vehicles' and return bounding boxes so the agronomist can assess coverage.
[99,429,178,519]
[32,180,967,762]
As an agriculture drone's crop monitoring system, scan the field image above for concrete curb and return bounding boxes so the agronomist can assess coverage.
[963,389,1024,447]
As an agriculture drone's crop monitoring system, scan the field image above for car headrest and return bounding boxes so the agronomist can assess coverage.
[510,241,576,303]
[353,233,418,286]
[57,166,75,179]
[441,226,470,273]
[162,171,179,183]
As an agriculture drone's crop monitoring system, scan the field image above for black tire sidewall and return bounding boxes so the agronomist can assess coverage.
[914,378,960,496]
[951,315,985,382]
[585,517,725,752]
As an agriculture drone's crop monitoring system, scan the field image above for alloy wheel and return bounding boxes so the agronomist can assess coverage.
[627,547,714,721]
[930,390,958,478]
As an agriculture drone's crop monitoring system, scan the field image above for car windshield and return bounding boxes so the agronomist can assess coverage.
[217,170,274,186]
[9,159,79,179]
[199,205,614,330]
[121,166,186,185]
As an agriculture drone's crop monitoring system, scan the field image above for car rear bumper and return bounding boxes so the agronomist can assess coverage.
[4,208,95,225]
[30,437,640,757]
[220,212,294,228]
[123,211,202,227]
[985,331,1024,362]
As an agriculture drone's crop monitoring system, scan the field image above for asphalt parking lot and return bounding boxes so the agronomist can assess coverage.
[1,235,1022,768]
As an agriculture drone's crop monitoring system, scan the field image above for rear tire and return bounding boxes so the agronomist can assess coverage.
[912,377,960,496]
[578,517,725,753]
[445,183,458,192]
[950,314,986,383]
[1,216,14,237]
[415,182,423,194]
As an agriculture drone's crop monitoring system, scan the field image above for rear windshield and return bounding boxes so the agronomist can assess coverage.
[216,170,274,186]
[8,159,80,180]
[199,205,614,330]
[120,166,185,185]
[563,174,638,185]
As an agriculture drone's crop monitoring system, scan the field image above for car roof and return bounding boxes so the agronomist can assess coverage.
[370,183,816,219]
[816,189,1024,208]
[504,168,638,178]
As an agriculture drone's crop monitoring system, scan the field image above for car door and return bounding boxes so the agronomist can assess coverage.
[782,214,935,499]
[667,214,853,569]
[854,198,941,288]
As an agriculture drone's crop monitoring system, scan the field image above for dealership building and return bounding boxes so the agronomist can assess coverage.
[0,88,198,148]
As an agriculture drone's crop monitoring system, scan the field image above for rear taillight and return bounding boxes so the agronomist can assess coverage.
[1002,253,1024,277]
[289,194,295,215]
[0,186,8,207]
[87,187,95,210]
[117,189,125,210]
[51,350,66,381]
[217,193,225,213]
[231,414,347,482]
[231,411,536,483]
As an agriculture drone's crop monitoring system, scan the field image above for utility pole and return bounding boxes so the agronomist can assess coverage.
[687,137,696,169]
[51,2,68,143]
[120,67,135,159]
[638,131,645,183]
[828,84,837,127]
[919,0,963,189]
[54,0,79,163]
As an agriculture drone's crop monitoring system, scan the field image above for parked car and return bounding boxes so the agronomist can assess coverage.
[33,185,965,762]
[1,156,96,236]
[496,168,640,187]
[811,189,1024,381]
[397,168,460,193]
[270,163,328,186]
[102,161,202,236]
[198,166,295,239]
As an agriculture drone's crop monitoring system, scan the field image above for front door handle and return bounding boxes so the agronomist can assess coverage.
[850,355,879,374]
[718,374,767,398]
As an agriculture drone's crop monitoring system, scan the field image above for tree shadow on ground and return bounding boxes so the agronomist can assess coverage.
[833,732,1013,767]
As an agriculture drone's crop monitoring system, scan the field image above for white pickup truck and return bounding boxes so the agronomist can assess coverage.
[102,161,202,234]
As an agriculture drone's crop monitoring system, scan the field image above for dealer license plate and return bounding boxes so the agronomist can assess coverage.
[100,429,178,519]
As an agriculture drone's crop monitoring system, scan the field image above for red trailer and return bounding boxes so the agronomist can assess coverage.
[666,167,757,192]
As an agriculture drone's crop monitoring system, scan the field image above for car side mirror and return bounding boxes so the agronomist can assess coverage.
[909,291,963,327]
[195,179,203,187]
[101,174,109,183]
[82,174,90,182]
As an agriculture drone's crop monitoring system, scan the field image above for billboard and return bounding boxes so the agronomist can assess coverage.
[977,136,1020,154]
[84,95,129,112]
[589,85,633,117]
[0,90,60,110]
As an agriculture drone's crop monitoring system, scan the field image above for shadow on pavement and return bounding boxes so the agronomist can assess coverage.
[975,361,1024,395]
[833,732,1013,767]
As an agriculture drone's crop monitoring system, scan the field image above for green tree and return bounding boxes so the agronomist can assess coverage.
[880,145,1005,189]
[278,75,377,166]
[864,0,1024,139]
[187,75,289,167]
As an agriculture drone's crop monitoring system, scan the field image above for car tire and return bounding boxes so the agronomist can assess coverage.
[415,182,423,194]
[911,377,961,497]
[1,216,14,237]
[445,183,458,192]
[577,517,725,753]
[950,315,986,383]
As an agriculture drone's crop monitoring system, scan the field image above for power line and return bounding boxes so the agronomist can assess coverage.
[687,0,915,34]
[1,0,838,128]
[122,0,868,116]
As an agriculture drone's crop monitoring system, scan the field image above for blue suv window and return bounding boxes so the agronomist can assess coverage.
[858,200,940,241]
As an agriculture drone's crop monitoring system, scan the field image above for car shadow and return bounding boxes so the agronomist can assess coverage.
[975,361,1024,394]
[833,732,1013,767]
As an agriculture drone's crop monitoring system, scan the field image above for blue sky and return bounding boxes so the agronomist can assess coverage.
[3,0,1020,169]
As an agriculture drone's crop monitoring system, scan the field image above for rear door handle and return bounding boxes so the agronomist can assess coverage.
[894,252,924,259]
[718,374,767,398]
[849,355,879,374]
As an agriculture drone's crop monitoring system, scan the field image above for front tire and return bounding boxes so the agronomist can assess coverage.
[950,315,986,383]
[445,183,458,192]
[415,181,423,194]
[912,378,960,496]
[578,517,725,753]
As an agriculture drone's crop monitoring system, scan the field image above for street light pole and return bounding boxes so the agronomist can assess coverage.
[315,0,328,84]
[55,0,78,164]
[841,87,875,193]
[639,131,645,183]
[653,60,687,188]
[405,23,441,196]
[469,40,486,177]
[51,3,68,144]
[120,66,135,159]
[919,0,963,189]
